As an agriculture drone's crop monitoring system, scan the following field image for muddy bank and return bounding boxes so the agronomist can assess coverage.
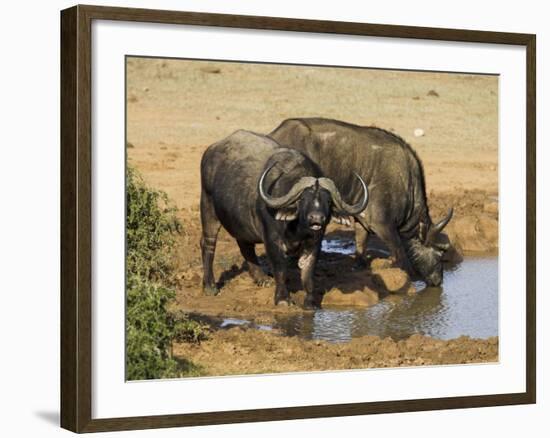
[174,328,498,376]
[430,189,498,254]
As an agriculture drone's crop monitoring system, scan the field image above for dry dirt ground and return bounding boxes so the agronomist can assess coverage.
[127,57,499,376]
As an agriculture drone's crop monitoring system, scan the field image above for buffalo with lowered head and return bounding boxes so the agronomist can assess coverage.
[200,130,368,308]
[270,118,453,286]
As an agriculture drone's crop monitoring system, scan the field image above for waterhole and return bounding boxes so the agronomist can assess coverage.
[274,257,498,342]
[217,238,498,343]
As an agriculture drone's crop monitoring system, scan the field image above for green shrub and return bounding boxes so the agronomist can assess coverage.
[126,166,207,380]
[126,166,181,282]
[126,275,178,380]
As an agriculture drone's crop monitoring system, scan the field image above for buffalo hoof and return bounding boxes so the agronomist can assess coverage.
[275,299,290,307]
[303,297,320,310]
[203,285,219,296]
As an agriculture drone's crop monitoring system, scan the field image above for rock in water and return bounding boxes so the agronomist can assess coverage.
[372,267,413,294]
[322,288,379,307]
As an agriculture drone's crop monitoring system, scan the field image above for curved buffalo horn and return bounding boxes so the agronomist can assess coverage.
[426,208,454,244]
[318,173,369,215]
[258,163,317,209]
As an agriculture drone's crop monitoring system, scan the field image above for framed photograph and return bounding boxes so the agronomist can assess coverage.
[60,4,536,433]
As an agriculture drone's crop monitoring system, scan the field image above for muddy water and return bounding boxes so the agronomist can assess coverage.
[218,236,498,342]
[275,256,498,342]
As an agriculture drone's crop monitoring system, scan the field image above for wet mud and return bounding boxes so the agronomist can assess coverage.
[174,329,498,377]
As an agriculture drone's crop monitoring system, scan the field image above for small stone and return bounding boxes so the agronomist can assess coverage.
[427,89,440,97]
[414,128,425,137]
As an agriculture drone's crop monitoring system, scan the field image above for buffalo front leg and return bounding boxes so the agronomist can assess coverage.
[237,240,272,287]
[354,220,370,269]
[264,240,290,305]
[273,268,289,306]
[200,192,221,296]
[371,223,414,275]
[299,244,321,309]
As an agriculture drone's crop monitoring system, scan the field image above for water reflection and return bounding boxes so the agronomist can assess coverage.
[274,257,498,342]
[321,239,356,255]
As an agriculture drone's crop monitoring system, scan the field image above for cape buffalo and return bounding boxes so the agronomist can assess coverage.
[269,118,453,286]
[200,130,368,308]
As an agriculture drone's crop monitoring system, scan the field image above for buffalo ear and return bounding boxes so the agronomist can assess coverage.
[275,208,298,221]
[331,214,354,227]
[434,242,451,252]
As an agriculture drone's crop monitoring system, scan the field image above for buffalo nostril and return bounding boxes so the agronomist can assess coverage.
[308,214,325,224]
